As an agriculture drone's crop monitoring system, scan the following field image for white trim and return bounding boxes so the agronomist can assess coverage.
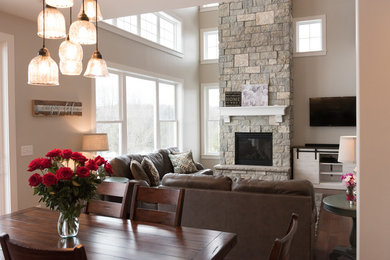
[200,28,219,63]
[219,105,288,123]
[293,15,327,57]
[200,3,219,12]
[0,32,17,214]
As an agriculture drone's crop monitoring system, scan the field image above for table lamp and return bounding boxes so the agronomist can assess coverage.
[338,136,357,173]
[82,133,108,158]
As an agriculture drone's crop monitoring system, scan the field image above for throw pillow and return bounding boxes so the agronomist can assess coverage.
[168,151,198,174]
[130,160,151,186]
[141,157,160,186]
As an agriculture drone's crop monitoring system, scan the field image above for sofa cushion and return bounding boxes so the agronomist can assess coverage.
[109,155,132,178]
[168,151,198,174]
[162,173,232,191]
[141,158,160,186]
[130,160,151,186]
[232,179,315,209]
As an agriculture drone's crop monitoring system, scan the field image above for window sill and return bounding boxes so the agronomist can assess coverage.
[100,22,184,58]
[201,59,218,65]
[201,154,220,160]
[200,6,219,12]
[293,50,327,58]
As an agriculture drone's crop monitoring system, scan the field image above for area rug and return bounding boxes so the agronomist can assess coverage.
[314,193,323,237]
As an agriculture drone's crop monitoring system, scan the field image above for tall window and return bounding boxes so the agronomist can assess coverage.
[294,15,326,57]
[104,12,182,52]
[201,29,219,63]
[202,84,220,157]
[96,69,179,159]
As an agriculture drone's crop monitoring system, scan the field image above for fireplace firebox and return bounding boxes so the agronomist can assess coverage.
[235,132,273,166]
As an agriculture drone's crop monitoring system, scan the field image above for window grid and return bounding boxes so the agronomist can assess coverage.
[202,29,219,62]
[294,15,326,56]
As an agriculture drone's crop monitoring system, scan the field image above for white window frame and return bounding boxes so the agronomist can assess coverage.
[293,15,327,57]
[200,3,219,12]
[95,67,180,157]
[101,12,183,57]
[201,83,220,159]
[200,28,219,64]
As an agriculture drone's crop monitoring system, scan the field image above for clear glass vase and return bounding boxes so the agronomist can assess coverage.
[346,186,355,206]
[57,212,79,238]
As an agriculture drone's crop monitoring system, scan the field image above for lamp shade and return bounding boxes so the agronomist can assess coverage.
[37,5,66,39]
[84,50,109,77]
[60,60,83,75]
[46,0,74,8]
[82,133,109,151]
[59,37,83,75]
[69,14,96,45]
[28,48,59,86]
[338,136,357,163]
[78,0,103,22]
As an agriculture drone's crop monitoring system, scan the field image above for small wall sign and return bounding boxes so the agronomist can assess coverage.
[225,91,242,107]
[32,100,82,116]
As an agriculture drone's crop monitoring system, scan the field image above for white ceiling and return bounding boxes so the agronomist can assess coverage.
[0,0,222,21]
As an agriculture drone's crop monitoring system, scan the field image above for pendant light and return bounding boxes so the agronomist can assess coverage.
[46,0,73,8]
[28,0,59,86]
[69,0,96,45]
[59,8,83,75]
[78,0,103,22]
[37,4,66,39]
[84,0,108,77]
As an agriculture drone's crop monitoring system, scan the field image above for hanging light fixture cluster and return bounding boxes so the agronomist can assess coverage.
[28,0,108,86]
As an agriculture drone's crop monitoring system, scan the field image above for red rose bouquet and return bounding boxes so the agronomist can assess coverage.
[27,149,113,238]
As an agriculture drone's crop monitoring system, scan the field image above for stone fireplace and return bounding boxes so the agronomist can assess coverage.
[214,0,292,181]
[235,132,272,166]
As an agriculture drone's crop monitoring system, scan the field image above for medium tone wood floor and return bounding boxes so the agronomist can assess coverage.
[315,188,353,260]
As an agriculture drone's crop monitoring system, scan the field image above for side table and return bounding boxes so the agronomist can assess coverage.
[323,194,356,260]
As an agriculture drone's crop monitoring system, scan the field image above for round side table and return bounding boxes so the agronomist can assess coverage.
[323,194,356,260]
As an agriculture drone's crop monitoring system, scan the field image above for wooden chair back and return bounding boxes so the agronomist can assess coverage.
[130,185,184,226]
[0,233,87,260]
[85,181,130,219]
[268,213,299,260]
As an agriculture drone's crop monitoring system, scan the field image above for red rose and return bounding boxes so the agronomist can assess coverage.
[61,149,73,159]
[46,148,62,158]
[85,159,98,171]
[42,173,57,187]
[104,163,113,175]
[94,156,106,166]
[28,173,42,187]
[28,158,42,171]
[40,158,52,169]
[56,167,74,180]
[76,166,90,178]
[71,152,87,164]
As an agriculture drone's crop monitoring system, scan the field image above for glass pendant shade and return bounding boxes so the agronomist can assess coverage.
[46,0,73,8]
[84,50,108,77]
[69,14,96,45]
[78,0,103,22]
[37,5,66,39]
[28,48,59,86]
[60,60,83,75]
[59,37,83,75]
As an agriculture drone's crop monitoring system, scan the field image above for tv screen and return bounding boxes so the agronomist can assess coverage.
[310,96,356,126]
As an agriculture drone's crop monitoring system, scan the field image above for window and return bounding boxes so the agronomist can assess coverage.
[293,15,326,57]
[104,12,182,53]
[200,3,219,12]
[201,29,219,63]
[202,84,220,157]
[95,69,179,160]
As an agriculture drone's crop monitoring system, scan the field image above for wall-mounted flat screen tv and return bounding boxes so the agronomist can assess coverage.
[310,96,356,126]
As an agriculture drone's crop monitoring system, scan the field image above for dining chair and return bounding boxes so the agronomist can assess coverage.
[85,181,131,219]
[130,185,185,226]
[0,233,87,260]
[268,213,299,260]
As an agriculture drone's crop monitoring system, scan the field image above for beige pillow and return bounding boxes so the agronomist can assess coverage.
[168,151,198,174]
[141,157,160,186]
[130,160,151,186]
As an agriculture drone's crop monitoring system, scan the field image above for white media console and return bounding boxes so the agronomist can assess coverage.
[292,147,355,190]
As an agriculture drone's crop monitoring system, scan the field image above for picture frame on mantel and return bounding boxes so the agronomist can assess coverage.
[225,91,242,107]
[32,100,82,117]
[242,84,268,106]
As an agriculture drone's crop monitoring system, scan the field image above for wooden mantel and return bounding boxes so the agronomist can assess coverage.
[219,105,288,123]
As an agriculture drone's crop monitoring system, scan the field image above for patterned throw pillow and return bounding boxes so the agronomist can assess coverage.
[168,151,198,174]
[141,157,160,186]
[130,160,151,186]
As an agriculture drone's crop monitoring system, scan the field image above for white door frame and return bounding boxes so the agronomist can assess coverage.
[0,32,17,214]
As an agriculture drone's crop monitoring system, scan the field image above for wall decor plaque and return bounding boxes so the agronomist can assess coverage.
[32,100,82,116]
[225,91,242,107]
[242,84,268,106]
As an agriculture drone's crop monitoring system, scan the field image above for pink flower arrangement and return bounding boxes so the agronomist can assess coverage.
[341,173,357,202]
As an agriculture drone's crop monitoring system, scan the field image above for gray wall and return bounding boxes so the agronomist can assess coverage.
[292,0,356,146]
[0,7,200,210]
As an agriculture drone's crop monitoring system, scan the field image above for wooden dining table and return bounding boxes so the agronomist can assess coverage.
[0,207,237,260]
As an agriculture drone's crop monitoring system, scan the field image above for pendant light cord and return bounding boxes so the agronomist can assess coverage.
[43,0,45,48]
[82,0,85,13]
[96,0,98,50]
[69,7,72,27]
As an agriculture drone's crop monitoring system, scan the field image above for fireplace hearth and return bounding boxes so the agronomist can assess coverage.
[235,132,273,166]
